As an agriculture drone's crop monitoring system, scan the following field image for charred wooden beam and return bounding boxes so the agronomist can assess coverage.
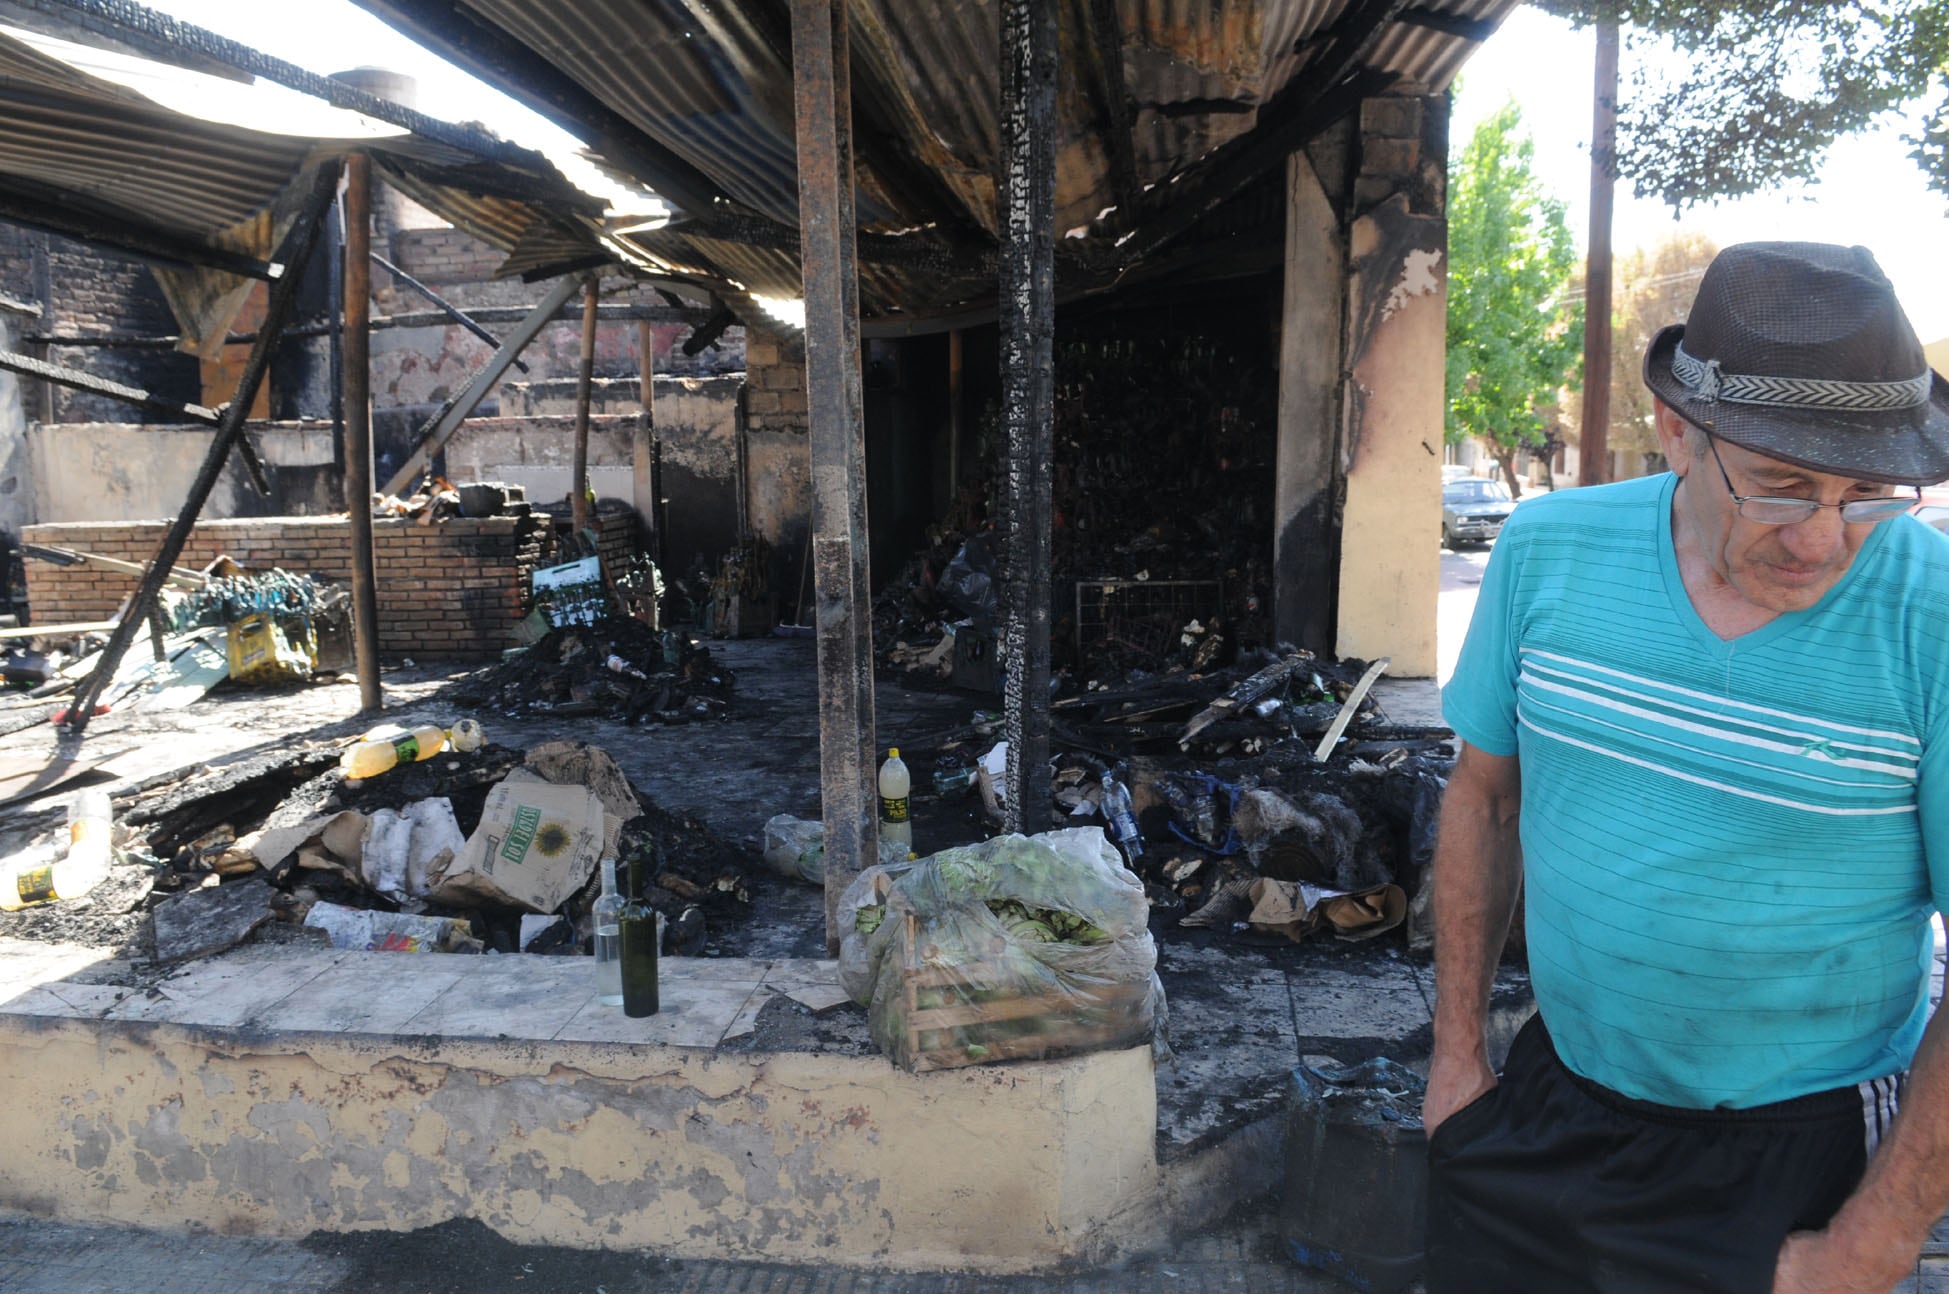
[999,0,1056,831]
[664,210,996,277]
[0,186,279,281]
[793,0,878,956]
[1128,66,1396,264]
[679,303,738,356]
[0,348,220,425]
[0,346,271,493]
[62,165,339,735]
[32,304,718,350]
[371,250,528,373]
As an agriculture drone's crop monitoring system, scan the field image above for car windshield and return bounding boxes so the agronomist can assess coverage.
[1444,479,1512,505]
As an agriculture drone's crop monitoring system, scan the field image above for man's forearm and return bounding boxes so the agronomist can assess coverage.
[1788,996,1949,1289]
[1430,744,1524,1059]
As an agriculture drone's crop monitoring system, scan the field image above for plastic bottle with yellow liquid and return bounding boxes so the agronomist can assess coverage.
[339,719,484,779]
[879,747,912,853]
[0,787,112,911]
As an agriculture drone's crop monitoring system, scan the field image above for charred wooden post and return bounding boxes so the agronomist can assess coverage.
[62,167,339,735]
[792,0,878,955]
[634,319,658,555]
[572,274,600,533]
[342,153,383,713]
[1000,0,1057,832]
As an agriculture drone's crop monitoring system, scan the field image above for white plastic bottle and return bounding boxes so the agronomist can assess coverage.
[1,787,112,911]
[1101,769,1144,864]
[879,747,912,853]
[593,857,624,1007]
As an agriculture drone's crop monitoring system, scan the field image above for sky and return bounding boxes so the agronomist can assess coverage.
[1451,6,1949,343]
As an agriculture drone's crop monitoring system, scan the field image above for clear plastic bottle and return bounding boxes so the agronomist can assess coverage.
[339,724,448,779]
[879,747,912,853]
[1101,769,1144,864]
[1,786,112,911]
[593,857,624,1007]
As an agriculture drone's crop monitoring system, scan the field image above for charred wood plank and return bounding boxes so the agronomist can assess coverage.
[61,166,339,735]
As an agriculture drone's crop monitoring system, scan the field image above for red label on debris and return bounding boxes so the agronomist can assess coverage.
[15,866,54,905]
[881,796,909,823]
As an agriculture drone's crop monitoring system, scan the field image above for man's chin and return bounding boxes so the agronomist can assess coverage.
[1738,567,1845,613]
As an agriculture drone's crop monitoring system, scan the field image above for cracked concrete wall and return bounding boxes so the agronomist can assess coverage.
[0,1015,1159,1271]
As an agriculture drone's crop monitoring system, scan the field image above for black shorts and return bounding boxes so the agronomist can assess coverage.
[1426,1014,1902,1294]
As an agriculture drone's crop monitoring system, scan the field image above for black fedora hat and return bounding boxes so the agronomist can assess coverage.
[1642,242,1949,485]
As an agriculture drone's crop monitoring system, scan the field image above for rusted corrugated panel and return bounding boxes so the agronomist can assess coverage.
[461,0,812,227]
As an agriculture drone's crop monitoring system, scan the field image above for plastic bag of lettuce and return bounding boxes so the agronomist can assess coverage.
[838,827,1169,1072]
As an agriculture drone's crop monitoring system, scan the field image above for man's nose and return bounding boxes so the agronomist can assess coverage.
[1776,506,1849,561]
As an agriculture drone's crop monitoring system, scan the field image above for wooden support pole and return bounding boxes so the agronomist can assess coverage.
[634,319,658,554]
[61,167,339,735]
[1000,0,1057,830]
[1580,18,1619,488]
[793,0,877,955]
[572,274,599,532]
[343,153,383,714]
[947,328,964,500]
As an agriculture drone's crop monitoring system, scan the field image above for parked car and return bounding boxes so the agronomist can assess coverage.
[1442,476,1517,548]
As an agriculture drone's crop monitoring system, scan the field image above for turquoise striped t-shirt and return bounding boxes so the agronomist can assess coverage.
[1444,472,1949,1109]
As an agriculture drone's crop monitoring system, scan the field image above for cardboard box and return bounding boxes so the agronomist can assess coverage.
[430,781,603,913]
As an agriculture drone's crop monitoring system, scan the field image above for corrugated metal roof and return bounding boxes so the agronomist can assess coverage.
[359,0,1522,322]
[0,14,638,346]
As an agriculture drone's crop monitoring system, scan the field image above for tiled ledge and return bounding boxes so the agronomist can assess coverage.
[0,940,851,1049]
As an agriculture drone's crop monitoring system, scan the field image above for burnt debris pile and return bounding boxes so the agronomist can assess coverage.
[0,735,757,968]
[452,619,735,723]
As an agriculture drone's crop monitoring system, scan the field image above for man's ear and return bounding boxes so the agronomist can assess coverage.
[1652,400,1696,477]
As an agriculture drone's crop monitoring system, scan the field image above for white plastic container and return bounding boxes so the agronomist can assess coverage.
[879,747,912,852]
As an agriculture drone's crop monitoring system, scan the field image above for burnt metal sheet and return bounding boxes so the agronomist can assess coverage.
[355,0,1521,322]
[0,15,626,346]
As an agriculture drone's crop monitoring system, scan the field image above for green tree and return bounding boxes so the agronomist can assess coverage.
[1446,102,1584,499]
[1535,2,1949,208]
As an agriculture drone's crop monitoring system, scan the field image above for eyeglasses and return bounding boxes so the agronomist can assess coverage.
[1702,435,1918,525]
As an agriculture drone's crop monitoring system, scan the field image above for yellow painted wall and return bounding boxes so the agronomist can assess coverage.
[0,1012,1160,1271]
[1335,199,1443,677]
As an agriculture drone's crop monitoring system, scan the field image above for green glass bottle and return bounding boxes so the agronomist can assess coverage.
[619,852,660,1017]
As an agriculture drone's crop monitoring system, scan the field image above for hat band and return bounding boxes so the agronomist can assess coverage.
[1673,342,1932,412]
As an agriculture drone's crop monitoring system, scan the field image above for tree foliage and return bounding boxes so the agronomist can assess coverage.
[1446,102,1584,498]
[1534,1,1949,207]
[1558,231,1718,470]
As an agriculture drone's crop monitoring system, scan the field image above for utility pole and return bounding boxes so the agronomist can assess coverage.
[1579,16,1619,487]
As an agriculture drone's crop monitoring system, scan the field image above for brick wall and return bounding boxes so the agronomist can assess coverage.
[0,225,200,423]
[743,325,807,436]
[18,513,598,659]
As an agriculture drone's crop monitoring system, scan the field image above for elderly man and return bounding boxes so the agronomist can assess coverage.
[1426,242,1949,1293]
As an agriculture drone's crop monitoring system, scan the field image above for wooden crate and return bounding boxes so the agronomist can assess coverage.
[895,912,1153,1072]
